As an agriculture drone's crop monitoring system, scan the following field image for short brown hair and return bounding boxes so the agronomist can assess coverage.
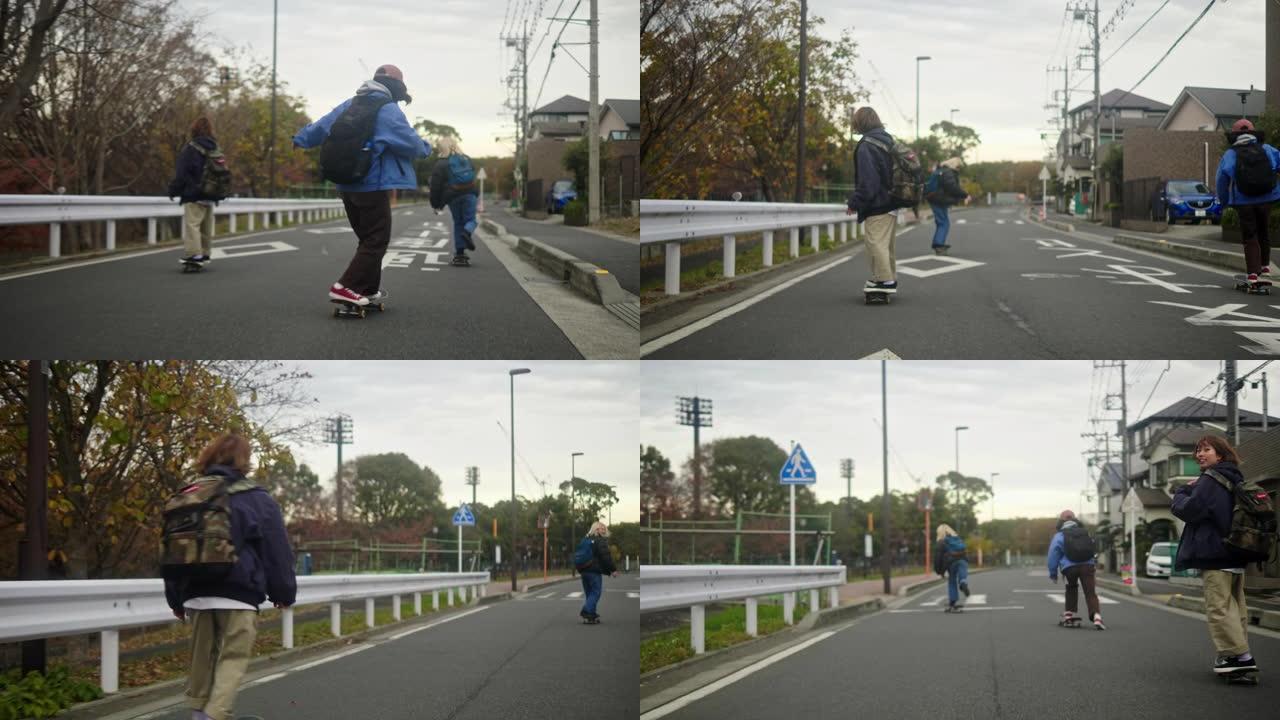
[190,116,213,140]
[1195,435,1240,465]
[196,433,251,474]
[853,107,883,134]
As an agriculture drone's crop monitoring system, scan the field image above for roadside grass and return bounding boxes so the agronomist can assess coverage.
[639,601,813,674]
[594,216,639,237]
[640,229,843,300]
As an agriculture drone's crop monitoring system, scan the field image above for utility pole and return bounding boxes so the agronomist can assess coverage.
[325,415,353,522]
[676,397,713,519]
[1097,361,1129,487]
[20,360,49,674]
[1269,0,1279,115]
[794,0,808,203]
[465,466,479,506]
[881,361,891,595]
[269,0,278,199]
[504,23,530,210]
[1091,0,1100,223]
[588,0,600,223]
[1226,361,1240,447]
[1251,373,1269,432]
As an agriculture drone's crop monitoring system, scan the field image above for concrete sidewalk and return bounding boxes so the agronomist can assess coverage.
[835,572,936,604]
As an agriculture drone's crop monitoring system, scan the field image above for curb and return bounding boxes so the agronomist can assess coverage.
[481,217,628,305]
[1168,594,1280,630]
[1113,233,1244,272]
[807,596,884,630]
[1095,575,1143,596]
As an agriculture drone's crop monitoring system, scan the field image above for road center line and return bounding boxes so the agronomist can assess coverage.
[290,643,372,672]
[640,631,838,720]
[387,606,490,640]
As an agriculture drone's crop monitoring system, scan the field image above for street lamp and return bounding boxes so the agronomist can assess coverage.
[571,451,584,576]
[915,56,932,140]
[269,0,278,199]
[990,472,999,524]
[954,425,969,511]
[950,108,960,124]
[509,368,531,592]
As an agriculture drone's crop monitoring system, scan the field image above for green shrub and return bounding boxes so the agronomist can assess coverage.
[563,199,587,226]
[1221,207,1280,232]
[0,666,103,720]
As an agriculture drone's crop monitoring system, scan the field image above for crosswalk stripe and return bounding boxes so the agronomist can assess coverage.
[1045,593,1118,605]
[956,219,967,224]
[921,593,987,606]
[627,592,639,598]
[567,591,583,598]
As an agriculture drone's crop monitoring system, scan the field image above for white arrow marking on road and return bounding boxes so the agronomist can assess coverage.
[1149,301,1280,328]
[1236,332,1280,355]
[1034,238,1076,248]
[1084,265,1216,294]
[209,241,298,259]
[1053,248,1134,262]
[305,227,354,234]
[382,250,451,269]
[391,237,450,250]
[896,254,986,278]
[1045,593,1118,605]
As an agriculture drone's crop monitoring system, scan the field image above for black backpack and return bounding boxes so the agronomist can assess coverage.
[1062,525,1096,563]
[319,95,393,184]
[188,142,231,201]
[1234,143,1277,197]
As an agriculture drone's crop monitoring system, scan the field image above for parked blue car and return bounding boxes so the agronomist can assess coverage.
[1160,180,1222,225]
[546,179,577,214]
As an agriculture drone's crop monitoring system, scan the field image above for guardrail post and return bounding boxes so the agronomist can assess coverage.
[247,212,255,231]
[784,592,795,625]
[745,597,758,637]
[229,213,237,234]
[105,220,116,251]
[809,225,819,252]
[789,227,799,258]
[829,586,840,608]
[809,589,819,613]
[691,604,706,654]
[49,223,61,258]
[414,592,422,615]
[839,222,846,243]
[762,230,774,267]
[101,629,119,693]
[826,223,835,245]
[433,590,439,610]
[282,607,294,649]
[664,243,681,295]
[262,212,270,229]
[288,211,295,224]
[722,235,736,278]
[147,218,157,244]
[393,594,401,621]
[331,602,342,637]
[365,597,375,628]
[275,211,283,227]
[447,587,455,606]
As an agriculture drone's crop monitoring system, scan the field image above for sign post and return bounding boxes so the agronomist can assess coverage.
[917,489,933,573]
[1121,489,1142,591]
[537,514,550,581]
[1039,166,1051,221]
[779,444,818,566]
[452,503,476,573]
[477,167,488,213]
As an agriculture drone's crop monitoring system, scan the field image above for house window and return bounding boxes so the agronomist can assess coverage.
[1153,461,1167,488]
[1180,456,1201,477]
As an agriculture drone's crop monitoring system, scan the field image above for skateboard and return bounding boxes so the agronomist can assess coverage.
[1217,668,1258,686]
[330,298,386,319]
[943,605,964,613]
[864,289,893,305]
[932,245,951,256]
[582,616,600,625]
[1233,275,1272,295]
[450,255,471,267]
[180,258,207,273]
[1058,617,1082,628]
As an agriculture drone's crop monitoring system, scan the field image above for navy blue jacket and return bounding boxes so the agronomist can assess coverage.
[167,136,218,204]
[1171,461,1243,571]
[579,536,616,576]
[848,127,897,222]
[164,465,297,611]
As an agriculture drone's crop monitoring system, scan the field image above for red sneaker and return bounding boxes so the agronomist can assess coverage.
[329,283,368,306]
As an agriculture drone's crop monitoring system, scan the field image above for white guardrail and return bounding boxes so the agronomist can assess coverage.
[639,200,858,295]
[0,572,489,693]
[640,565,845,654]
[0,195,348,258]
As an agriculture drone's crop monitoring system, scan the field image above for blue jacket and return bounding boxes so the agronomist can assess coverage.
[1215,137,1280,206]
[163,465,298,611]
[293,81,431,192]
[1047,520,1096,578]
[167,135,219,204]
[847,127,897,222]
[1171,461,1244,571]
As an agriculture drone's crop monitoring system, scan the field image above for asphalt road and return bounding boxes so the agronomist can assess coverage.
[642,205,1280,359]
[648,568,1280,719]
[491,207,639,295]
[135,574,638,720]
[0,206,584,358]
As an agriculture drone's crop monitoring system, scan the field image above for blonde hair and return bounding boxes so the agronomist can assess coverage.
[435,136,460,157]
[587,521,609,538]
[936,523,957,541]
[941,157,964,170]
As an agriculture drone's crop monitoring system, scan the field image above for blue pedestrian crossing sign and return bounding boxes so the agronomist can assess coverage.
[779,444,817,485]
[452,504,476,526]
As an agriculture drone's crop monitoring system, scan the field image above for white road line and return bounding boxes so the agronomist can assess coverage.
[641,256,855,356]
[567,591,583,598]
[537,592,556,599]
[628,592,640,598]
[920,594,987,606]
[387,606,491,640]
[1045,593,1118,605]
[291,644,372,672]
[996,219,1006,225]
[859,348,902,359]
[640,631,837,720]
[956,219,967,224]
[246,672,288,687]
[890,606,1024,614]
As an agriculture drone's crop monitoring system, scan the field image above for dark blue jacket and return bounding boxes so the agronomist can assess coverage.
[1171,461,1243,571]
[848,127,897,222]
[167,135,218,204]
[579,535,616,576]
[164,465,297,611]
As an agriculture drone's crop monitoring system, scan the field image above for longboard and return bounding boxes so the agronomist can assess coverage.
[1233,274,1272,295]
[1217,668,1259,686]
[330,299,386,319]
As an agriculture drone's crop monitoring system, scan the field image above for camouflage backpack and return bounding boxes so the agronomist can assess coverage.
[1206,468,1278,565]
[160,475,251,581]
[188,142,232,201]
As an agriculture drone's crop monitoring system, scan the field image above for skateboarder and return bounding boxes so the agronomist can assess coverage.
[163,433,296,720]
[925,157,970,254]
[293,64,430,307]
[1047,509,1104,629]
[846,106,901,299]
[1215,119,1280,290]
[572,522,618,623]
[932,524,969,611]
[428,136,479,266]
[1170,435,1259,678]
[168,116,229,267]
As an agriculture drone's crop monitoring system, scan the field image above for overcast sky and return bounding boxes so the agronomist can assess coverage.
[269,361,638,524]
[640,360,1275,522]
[813,0,1266,162]
[180,0,640,158]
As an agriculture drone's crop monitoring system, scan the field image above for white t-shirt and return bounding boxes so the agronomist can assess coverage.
[184,596,257,612]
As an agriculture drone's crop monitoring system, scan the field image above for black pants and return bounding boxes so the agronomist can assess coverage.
[1236,203,1273,275]
[1064,564,1101,619]
[338,190,392,295]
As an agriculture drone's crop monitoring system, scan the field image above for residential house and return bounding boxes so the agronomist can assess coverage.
[525,95,642,215]
[1158,87,1268,132]
[1055,89,1169,214]
[599,99,640,141]
[1233,427,1280,589]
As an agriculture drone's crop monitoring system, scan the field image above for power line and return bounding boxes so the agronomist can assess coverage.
[1135,361,1173,419]
[865,58,913,129]
[1111,0,1219,109]
[531,0,567,65]
[529,0,583,119]
[1103,0,1173,65]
